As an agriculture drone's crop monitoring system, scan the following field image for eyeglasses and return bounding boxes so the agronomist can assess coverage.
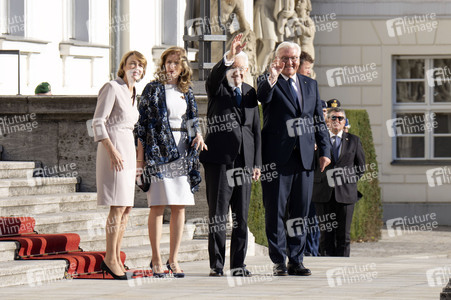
[331,116,345,121]
[280,56,299,63]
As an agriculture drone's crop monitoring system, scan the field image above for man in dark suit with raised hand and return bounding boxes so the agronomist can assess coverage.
[257,42,331,276]
[200,34,261,277]
[312,107,365,257]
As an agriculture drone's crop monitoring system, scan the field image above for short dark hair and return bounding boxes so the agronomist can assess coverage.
[299,52,314,65]
[327,107,346,119]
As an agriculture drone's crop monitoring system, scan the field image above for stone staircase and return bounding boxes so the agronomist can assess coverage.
[0,160,250,287]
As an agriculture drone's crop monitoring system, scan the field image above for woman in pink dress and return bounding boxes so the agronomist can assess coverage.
[92,51,147,279]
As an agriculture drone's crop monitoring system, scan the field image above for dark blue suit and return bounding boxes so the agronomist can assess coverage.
[257,73,331,265]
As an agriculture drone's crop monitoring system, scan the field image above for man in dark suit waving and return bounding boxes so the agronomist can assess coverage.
[257,42,331,276]
[312,107,365,257]
[200,34,262,277]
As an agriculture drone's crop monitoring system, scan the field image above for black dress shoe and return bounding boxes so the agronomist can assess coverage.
[287,262,312,276]
[273,263,288,276]
[231,267,252,277]
[209,268,224,276]
[100,261,128,280]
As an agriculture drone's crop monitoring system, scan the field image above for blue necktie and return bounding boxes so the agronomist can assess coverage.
[288,78,298,103]
[333,136,341,160]
[234,87,242,106]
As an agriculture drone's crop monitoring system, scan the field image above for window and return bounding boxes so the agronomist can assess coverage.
[6,0,25,36]
[393,57,451,160]
[72,0,89,42]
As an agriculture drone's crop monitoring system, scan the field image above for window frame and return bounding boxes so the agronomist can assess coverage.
[392,55,451,161]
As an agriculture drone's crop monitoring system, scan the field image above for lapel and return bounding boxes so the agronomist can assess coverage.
[277,75,300,113]
[338,132,349,162]
[241,83,250,106]
[297,73,306,113]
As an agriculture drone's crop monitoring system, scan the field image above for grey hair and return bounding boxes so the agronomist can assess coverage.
[327,107,346,119]
[275,42,301,58]
[234,51,249,67]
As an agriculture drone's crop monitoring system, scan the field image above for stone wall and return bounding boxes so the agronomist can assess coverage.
[0,95,209,220]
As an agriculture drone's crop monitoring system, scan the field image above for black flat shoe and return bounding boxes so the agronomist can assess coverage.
[231,266,252,277]
[150,261,166,278]
[166,260,185,278]
[209,268,224,277]
[287,262,312,276]
[273,263,288,276]
[100,261,128,280]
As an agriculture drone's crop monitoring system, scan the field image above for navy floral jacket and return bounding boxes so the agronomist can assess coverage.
[134,80,202,193]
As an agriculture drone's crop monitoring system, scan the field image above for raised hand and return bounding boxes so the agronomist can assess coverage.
[268,57,285,84]
[226,33,247,61]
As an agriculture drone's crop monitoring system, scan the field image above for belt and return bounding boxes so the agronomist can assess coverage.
[172,128,187,132]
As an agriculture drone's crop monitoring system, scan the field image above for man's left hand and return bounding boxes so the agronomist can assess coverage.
[319,156,331,172]
[252,168,261,181]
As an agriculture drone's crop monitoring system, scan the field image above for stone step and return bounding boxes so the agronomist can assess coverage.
[31,208,150,234]
[0,177,77,197]
[0,259,67,288]
[0,193,97,216]
[76,223,196,251]
[0,242,17,262]
[0,162,35,179]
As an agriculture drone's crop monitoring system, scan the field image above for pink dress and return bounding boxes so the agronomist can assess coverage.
[92,77,138,206]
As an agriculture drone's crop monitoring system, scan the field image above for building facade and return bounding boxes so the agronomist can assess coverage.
[1,0,450,223]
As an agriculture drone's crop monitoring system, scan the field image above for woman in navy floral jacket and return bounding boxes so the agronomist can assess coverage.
[135,46,207,277]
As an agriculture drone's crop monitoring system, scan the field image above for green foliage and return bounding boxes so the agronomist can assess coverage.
[247,107,382,247]
[248,181,268,247]
[346,109,383,242]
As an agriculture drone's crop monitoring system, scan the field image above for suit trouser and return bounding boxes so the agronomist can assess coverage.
[202,154,251,270]
[305,201,320,256]
[262,150,313,265]
[315,190,355,257]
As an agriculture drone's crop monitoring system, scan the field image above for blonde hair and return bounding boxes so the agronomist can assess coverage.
[155,46,192,93]
[117,51,147,79]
